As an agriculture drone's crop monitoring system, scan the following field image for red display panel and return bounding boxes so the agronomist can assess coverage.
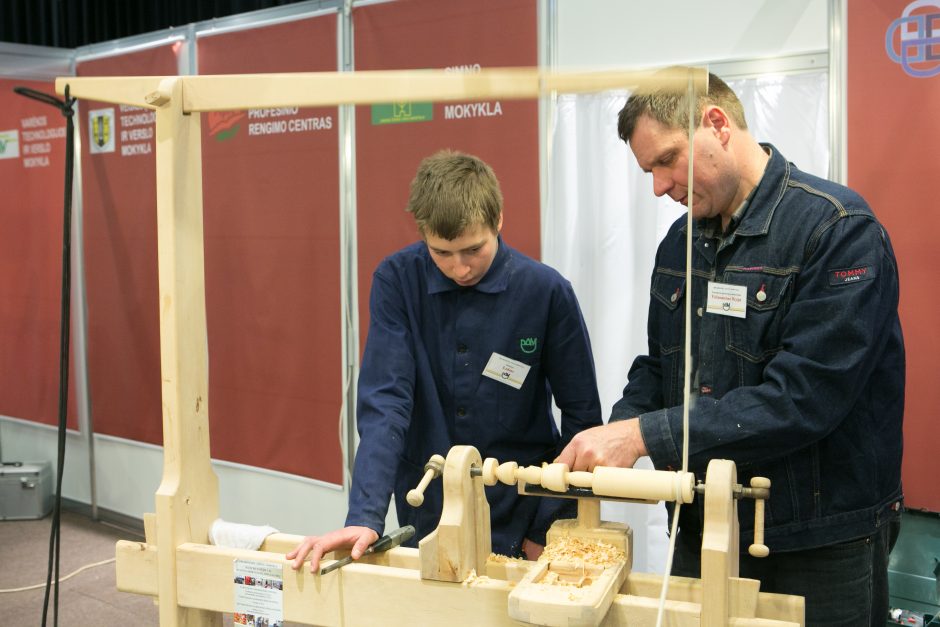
[0,78,77,429]
[198,14,343,483]
[353,0,539,344]
[848,0,940,511]
[77,46,179,445]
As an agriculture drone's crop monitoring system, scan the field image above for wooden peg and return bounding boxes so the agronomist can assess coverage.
[748,476,771,558]
[406,454,445,507]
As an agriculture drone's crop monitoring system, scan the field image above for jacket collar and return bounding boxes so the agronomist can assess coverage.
[426,234,512,295]
[683,143,788,241]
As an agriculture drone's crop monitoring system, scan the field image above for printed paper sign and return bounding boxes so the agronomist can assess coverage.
[233,560,283,627]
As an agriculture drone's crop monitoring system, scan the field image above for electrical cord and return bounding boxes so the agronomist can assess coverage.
[12,83,76,627]
[0,558,115,594]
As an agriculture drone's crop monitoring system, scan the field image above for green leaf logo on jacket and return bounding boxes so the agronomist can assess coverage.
[520,337,538,354]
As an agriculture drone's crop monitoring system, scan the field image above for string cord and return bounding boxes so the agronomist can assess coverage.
[655,69,698,627]
[12,84,76,627]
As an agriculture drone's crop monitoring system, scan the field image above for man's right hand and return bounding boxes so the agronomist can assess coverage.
[555,418,647,471]
[286,526,380,573]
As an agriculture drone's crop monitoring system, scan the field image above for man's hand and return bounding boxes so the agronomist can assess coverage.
[286,526,379,573]
[556,419,647,471]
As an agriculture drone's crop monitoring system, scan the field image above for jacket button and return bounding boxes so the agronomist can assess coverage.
[457,408,466,417]
[696,307,703,317]
[457,344,468,353]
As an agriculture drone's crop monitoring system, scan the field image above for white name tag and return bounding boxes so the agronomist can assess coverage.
[482,352,531,389]
[706,281,747,318]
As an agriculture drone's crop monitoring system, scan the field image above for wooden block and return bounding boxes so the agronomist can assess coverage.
[508,559,628,627]
[116,540,158,596]
[419,446,491,582]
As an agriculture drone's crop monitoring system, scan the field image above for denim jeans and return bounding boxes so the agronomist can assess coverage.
[672,517,901,627]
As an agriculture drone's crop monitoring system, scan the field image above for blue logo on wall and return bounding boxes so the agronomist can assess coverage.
[885,1,940,78]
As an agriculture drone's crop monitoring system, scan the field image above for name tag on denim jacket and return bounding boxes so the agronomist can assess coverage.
[706,281,747,318]
[482,352,531,389]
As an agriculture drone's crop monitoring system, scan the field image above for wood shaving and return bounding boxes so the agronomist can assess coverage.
[488,552,526,563]
[538,536,625,569]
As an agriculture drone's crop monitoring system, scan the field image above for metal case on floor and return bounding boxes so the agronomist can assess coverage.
[0,461,53,520]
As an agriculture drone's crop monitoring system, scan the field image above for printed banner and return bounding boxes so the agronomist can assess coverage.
[77,45,178,445]
[353,0,539,349]
[0,78,77,428]
[848,0,940,511]
[198,14,343,483]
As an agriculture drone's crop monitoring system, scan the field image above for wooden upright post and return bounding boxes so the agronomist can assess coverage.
[419,445,491,582]
[700,458,738,627]
[150,77,221,627]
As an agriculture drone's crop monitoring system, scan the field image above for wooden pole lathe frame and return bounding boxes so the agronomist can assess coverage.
[54,67,801,626]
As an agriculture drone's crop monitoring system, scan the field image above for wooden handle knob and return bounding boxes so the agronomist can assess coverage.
[406,454,445,507]
[748,476,771,558]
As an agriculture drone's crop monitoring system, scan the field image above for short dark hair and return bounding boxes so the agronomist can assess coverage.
[406,149,503,240]
[617,69,747,144]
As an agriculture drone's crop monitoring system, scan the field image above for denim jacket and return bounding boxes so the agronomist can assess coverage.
[611,145,904,552]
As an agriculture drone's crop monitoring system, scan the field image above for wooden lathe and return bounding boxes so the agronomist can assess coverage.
[52,67,803,625]
[114,443,804,626]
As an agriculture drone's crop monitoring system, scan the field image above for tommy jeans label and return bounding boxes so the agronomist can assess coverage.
[828,265,876,286]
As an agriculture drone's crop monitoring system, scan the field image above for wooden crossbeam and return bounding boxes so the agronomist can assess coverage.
[55,66,708,112]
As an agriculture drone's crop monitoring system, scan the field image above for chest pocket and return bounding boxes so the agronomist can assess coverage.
[650,270,686,355]
[724,271,794,363]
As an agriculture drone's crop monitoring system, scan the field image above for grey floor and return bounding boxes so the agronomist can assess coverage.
[0,508,159,626]
[0,508,311,626]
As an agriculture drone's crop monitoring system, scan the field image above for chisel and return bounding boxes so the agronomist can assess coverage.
[318,525,415,575]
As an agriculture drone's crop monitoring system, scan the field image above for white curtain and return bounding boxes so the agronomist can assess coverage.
[544,70,828,573]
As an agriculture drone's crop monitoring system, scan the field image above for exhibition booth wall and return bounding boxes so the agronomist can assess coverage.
[1,0,933,571]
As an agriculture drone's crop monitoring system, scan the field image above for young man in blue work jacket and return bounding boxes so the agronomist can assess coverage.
[289,149,602,572]
[557,71,904,627]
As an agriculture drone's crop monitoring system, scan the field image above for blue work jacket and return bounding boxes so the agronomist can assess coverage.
[347,237,602,555]
[612,145,904,552]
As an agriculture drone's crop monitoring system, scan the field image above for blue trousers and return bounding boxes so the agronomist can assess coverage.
[671,518,900,627]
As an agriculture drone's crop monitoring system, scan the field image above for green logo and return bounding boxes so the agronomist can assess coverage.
[520,337,538,354]
[0,139,6,153]
[371,102,433,125]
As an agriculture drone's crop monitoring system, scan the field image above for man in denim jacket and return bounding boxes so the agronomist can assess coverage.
[558,71,904,627]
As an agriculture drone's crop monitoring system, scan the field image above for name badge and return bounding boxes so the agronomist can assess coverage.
[482,352,531,389]
[706,281,747,318]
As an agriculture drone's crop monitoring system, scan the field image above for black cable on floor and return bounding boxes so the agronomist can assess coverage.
[12,83,76,627]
